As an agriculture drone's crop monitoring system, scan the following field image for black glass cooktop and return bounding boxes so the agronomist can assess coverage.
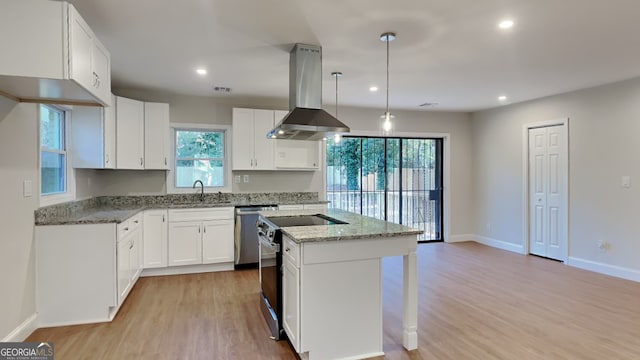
[267,214,347,227]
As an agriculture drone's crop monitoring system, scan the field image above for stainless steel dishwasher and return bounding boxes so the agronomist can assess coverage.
[235,205,278,267]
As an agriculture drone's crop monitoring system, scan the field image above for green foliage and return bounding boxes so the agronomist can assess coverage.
[176,130,224,159]
[327,137,437,191]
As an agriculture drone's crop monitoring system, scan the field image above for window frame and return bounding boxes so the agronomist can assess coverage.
[39,104,76,206]
[167,123,232,194]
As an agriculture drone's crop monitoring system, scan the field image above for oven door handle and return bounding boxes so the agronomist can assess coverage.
[259,236,280,253]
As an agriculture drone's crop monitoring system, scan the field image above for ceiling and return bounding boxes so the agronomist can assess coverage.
[69,0,640,112]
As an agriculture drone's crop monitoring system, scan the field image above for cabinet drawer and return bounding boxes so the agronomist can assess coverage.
[278,204,304,211]
[118,213,142,239]
[283,236,300,268]
[168,207,233,222]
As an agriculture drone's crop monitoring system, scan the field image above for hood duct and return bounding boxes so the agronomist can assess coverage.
[267,44,350,140]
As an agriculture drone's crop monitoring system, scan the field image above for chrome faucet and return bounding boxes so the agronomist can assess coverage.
[193,180,204,202]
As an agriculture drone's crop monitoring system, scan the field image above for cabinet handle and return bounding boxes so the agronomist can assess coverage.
[255,159,258,167]
[198,226,201,233]
[285,247,290,252]
[134,220,139,224]
[129,241,134,250]
[124,227,129,231]
[164,157,167,165]
[204,226,206,233]
[162,215,165,222]
[140,158,143,166]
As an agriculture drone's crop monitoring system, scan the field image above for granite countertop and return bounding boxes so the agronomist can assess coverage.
[35,203,235,225]
[258,208,423,243]
[35,200,329,226]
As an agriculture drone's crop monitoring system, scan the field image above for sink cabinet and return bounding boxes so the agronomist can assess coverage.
[167,207,234,266]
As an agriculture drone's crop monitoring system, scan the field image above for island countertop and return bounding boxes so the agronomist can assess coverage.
[259,208,423,243]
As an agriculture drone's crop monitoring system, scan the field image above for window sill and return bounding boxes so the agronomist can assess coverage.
[40,192,75,207]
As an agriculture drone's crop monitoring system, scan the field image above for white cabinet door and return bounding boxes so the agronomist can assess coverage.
[70,94,117,169]
[104,94,117,168]
[275,140,320,170]
[129,227,142,283]
[202,219,234,264]
[253,109,275,170]
[168,221,202,266]
[144,102,170,169]
[91,38,111,105]
[283,257,301,351]
[143,210,168,268]
[117,235,131,305]
[116,96,145,169]
[68,4,93,94]
[232,108,255,170]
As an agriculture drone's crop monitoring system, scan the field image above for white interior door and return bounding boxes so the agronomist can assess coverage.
[528,125,567,260]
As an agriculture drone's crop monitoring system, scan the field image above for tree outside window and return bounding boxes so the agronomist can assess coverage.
[175,129,225,187]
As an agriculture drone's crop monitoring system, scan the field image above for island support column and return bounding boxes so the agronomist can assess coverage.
[403,249,418,350]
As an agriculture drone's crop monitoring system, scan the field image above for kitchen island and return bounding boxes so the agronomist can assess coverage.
[259,208,422,360]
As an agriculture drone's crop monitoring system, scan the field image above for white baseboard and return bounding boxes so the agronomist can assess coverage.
[2,314,37,342]
[447,234,475,243]
[141,262,234,277]
[566,257,640,283]
[472,235,525,254]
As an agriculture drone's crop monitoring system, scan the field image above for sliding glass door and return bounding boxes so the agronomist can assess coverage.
[327,136,443,242]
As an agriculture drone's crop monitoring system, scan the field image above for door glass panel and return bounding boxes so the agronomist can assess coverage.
[327,136,443,242]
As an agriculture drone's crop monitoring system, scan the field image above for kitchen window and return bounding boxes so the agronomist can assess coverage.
[40,104,75,205]
[169,124,231,192]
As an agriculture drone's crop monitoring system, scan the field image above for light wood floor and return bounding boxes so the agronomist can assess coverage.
[28,242,640,359]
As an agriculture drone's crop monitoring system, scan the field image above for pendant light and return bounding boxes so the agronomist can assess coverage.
[332,71,343,143]
[380,32,396,135]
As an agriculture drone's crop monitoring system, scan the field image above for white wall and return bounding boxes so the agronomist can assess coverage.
[471,77,640,274]
[0,99,38,339]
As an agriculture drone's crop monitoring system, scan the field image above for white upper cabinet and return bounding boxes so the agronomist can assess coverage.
[0,0,111,106]
[232,108,275,170]
[144,102,170,170]
[116,96,145,169]
[71,94,117,169]
[232,108,320,171]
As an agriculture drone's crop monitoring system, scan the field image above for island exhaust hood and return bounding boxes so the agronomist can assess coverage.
[267,44,350,140]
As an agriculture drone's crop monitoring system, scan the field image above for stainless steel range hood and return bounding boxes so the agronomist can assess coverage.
[267,44,350,141]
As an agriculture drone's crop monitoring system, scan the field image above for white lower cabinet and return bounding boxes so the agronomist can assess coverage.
[35,212,142,327]
[202,219,235,264]
[168,221,203,266]
[143,210,168,268]
[282,236,301,351]
[167,208,234,267]
[116,214,143,306]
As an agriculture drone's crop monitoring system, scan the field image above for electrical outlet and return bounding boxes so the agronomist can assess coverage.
[243,175,250,183]
[233,175,241,184]
[23,180,32,197]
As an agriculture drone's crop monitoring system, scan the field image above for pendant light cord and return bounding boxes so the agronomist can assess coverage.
[385,34,390,114]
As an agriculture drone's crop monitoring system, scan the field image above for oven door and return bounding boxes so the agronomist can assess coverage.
[259,233,282,339]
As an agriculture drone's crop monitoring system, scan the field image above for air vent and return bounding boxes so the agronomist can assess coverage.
[418,102,438,107]
[213,86,232,93]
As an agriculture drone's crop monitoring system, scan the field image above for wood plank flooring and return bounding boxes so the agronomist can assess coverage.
[28,242,640,359]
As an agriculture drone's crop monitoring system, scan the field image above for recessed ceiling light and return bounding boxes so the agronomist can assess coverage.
[498,19,514,29]
[196,68,207,75]
[498,95,507,101]
[369,86,378,92]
